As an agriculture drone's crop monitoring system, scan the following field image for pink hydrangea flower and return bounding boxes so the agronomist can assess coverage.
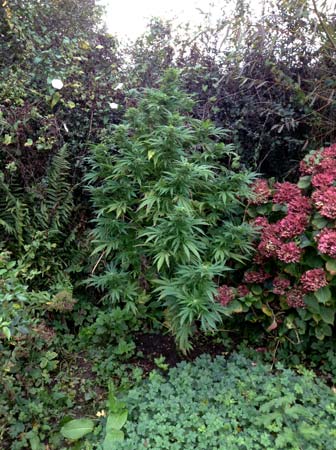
[300,269,328,292]
[276,242,302,263]
[287,195,311,215]
[215,285,235,306]
[274,213,308,239]
[273,182,301,205]
[312,187,336,219]
[244,270,270,284]
[257,224,282,258]
[237,284,250,297]
[272,277,291,295]
[299,151,322,175]
[252,216,269,229]
[286,287,306,308]
[322,144,336,159]
[311,171,336,190]
[315,229,336,258]
[251,179,271,205]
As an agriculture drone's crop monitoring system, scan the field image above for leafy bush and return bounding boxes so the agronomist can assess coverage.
[218,143,336,343]
[125,1,336,179]
[118,353,336,450]
[87,69,257,350]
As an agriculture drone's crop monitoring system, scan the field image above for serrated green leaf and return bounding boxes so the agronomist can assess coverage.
[60,418,95,440]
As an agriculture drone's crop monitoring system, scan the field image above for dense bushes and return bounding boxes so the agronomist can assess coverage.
[119,353,336,449]
[125,1,336,178]
[87,70,257,350]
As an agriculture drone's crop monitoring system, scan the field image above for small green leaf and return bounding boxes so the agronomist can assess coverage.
[326,259,336,275]
[304,294,320,314]
[147,150,155,160]
[60,418,95,440]
[251,285,262,295]
[297,175,311,189]
[319,306,335,325]
[225,300,243,314]
[315,286,331,304]
[24,138,33,147]
[27,431,41,450]
[51,92,61,108]
[261,304,273,317]
[311,216,328,229]
[4,134,12,145]
[2,326,11,340]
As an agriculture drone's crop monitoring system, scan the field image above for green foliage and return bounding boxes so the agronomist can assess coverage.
[0,0,121,289]
[119,353,336,450]
[0,146,86,288]
[87,70,257,350]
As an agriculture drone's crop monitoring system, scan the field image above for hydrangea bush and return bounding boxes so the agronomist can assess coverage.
[218,144,336,341]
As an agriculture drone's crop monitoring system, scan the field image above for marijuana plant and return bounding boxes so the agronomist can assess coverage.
[87,70,257,350]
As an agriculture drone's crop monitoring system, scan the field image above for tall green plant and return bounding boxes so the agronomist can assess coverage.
[87,70,257,350]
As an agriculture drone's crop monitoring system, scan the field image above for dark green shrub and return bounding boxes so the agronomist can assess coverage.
[119,353,336,450]
[87,69,257,350]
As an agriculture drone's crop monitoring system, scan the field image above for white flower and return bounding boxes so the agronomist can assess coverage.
[63,123,69,133]
[115,83,123,90]
[109,102,119,110]
[51,79,64,90]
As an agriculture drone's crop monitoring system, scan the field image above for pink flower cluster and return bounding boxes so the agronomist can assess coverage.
[274,213,308,239]
[215,285,235,306]
[253,180,311,264]
[273,182,301,205]
[299,144,336,176]
[215,284,250,306]
[312,187,336,219]
[237,284,250,297]
[257,223,302,263]
[299,149,336,234]
[286,288,306,308]
[315,229,336,258]
[244,270,270,284]
[219,144,336,317]
[272,277,291,295]
[251,179,271,205]
[300,269,328,293]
